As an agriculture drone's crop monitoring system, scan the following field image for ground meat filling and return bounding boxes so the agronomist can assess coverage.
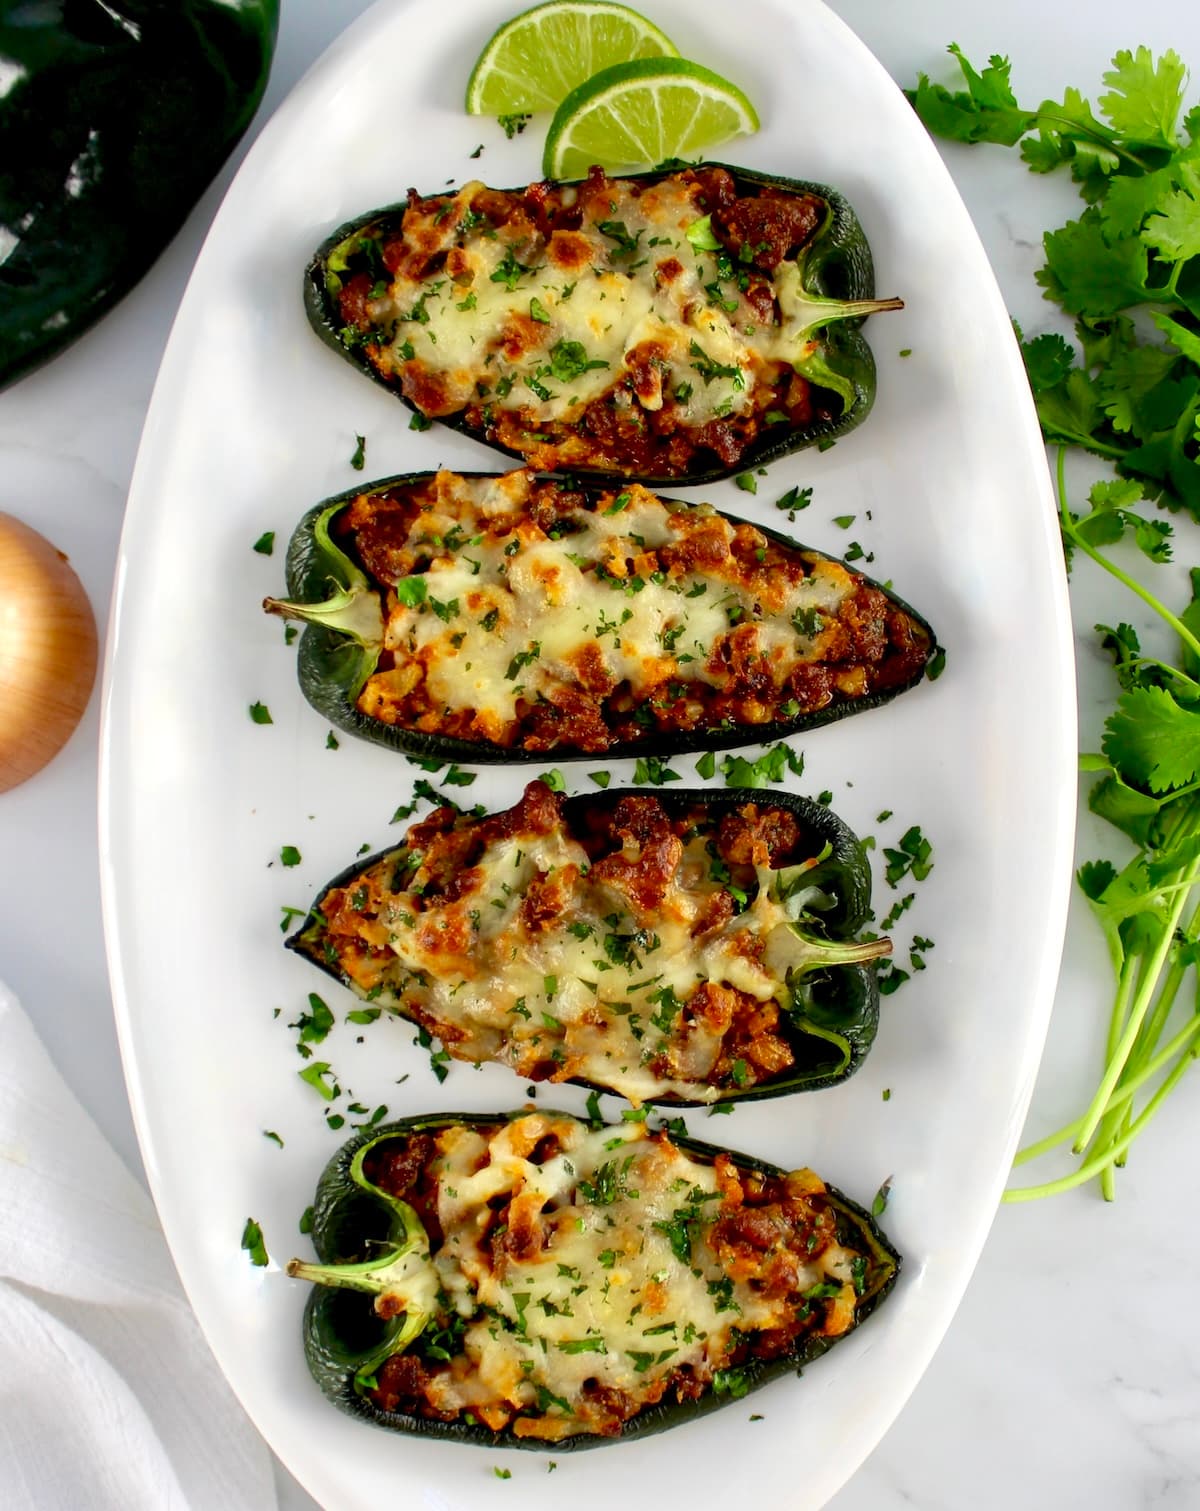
[308,785,860,1102]
[328,471,932,753]
[326,165,860,477]
[338,1118,879,1436]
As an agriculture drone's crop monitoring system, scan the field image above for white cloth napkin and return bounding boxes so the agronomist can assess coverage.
[0,980,279,1511]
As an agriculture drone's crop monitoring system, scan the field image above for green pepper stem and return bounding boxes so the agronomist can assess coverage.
[792,294,905,332]
[263,579,383,648]
[262,500,385,670]
[770,921,891,978]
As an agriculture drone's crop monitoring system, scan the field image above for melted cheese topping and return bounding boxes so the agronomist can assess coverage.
[362,175,811,429]
[384,1115,861,1438]
[318,790,839,1104]
[352,470,879,747]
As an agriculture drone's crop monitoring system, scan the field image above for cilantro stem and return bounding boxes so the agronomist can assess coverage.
[1004,1048,1194,1202]
[1072,854,1200,1152]
[1057,449,1200,667]
[1028,112,1151,172]
[1012,1012,1200,1167]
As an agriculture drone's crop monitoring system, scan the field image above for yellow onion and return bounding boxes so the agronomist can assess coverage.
[0,513,98,793]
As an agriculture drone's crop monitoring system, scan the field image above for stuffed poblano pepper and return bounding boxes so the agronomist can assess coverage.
[263,468,935,763]
[287,1109,900,1446]
[288,781,888,1105]
[305,163,901,482]
[0,0,279,389]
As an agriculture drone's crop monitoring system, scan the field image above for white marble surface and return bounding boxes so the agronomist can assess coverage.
[1,2,1198,1507]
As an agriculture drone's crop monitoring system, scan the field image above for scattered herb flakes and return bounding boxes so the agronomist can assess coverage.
[695,750,717,780]
[899,348,912,358]
[252,530,274,555]
[498,112,530,138]
[734,471,757,493]
[442,764,476,787]
[241,1217,269,1267]
[249,701,272,725]
[263,1130,284,1148]
[394,577,428,608]
[350,434,366,470]
[539,768,567,793]
[878,962,910,996]
[774,484,813,521]
[588,770,611,788]
[279,845,302,868]
[325,730,339,750]
[633,755,682,786]
[926,645,947,681]
[279,905,307,933]
[872,1176,893,1217]
[298,1205,315,1234]
[493,1466,512,1479]
[883,825,934,887]
[291,992,334,1049]
[720,742,805,789]
[469,143,484,159]
[882,1087,892,1102]
[409,411,433,432]
[298,1061,339,1101]
[833,514,855,529]
[284,624,298,646]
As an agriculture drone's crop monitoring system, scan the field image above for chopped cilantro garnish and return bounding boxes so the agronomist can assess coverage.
[240,1218,268,1267]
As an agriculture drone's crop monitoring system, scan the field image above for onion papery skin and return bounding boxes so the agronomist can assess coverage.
[0,513,98,793]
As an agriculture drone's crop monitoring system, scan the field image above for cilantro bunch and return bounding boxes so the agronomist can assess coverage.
[909,46,1200,1199]
[910,45,1200,514]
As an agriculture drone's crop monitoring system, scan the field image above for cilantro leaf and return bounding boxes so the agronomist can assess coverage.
[1100,162,1184,238]
[1098,47,1187,150]
[1151,310,1200,367]
[1021,331,1076,392]
[1141,164,1200,262]
[1101,685,1200,793]
[905,44,1036,146]
[1037,212,1149,316]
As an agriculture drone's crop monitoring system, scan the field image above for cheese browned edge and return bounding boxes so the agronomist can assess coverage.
[363,1112,874,1440]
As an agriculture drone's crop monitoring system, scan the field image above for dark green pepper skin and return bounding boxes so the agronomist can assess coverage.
[276,471,936,765]
[303,163,885,485]
[0,0,279,390]
[288,785,883,1103]
[293,1110,901,1449]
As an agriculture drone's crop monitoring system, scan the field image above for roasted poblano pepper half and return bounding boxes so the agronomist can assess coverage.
[287,1109,901,1448]
[0,0,279,389]
[304,163,900,483]
[263,469,936,764]
[287,782,887,1105]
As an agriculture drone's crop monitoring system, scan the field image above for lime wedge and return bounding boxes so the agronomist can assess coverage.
[543,57,760,180]
[466,1,680,117]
